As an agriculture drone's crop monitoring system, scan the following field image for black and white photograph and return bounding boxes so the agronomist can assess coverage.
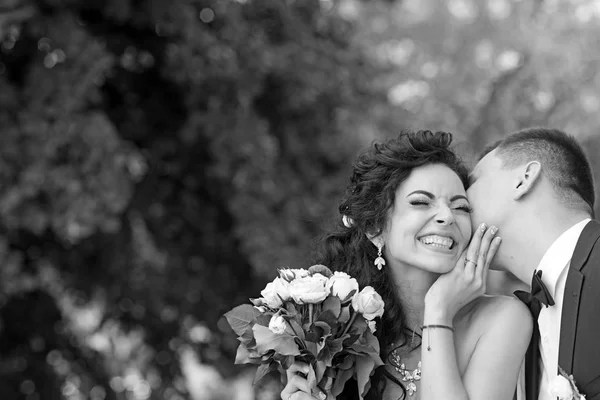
[0,0,599,399]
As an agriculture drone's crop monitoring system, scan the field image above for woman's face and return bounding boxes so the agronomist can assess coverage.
[380,163,472,274]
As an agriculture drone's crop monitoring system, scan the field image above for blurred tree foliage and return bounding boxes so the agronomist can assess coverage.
[351,0,600,206]
[1,0,600,399]
[0,0,384,399]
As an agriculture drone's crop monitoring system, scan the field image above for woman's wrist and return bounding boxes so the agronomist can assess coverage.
[423,304,453,326]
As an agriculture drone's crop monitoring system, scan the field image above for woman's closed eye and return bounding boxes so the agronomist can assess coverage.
[453,204,473,213]
[408,196,472,213]
[409,199,430,207]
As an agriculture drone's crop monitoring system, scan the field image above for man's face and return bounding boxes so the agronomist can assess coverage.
[467,149,515,237]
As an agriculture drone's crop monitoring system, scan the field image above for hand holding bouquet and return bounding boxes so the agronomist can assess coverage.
[224,265,385,399]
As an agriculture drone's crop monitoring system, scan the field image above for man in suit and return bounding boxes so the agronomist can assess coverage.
[467,127,600,400]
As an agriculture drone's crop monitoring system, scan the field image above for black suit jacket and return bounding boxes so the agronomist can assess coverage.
[559,220,600,400]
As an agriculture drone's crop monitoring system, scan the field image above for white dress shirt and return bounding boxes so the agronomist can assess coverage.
[536,218,591,400]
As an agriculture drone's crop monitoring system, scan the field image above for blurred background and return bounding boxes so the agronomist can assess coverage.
[0,0,599,399]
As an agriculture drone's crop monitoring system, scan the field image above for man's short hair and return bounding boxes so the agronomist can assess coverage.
[486,128,595,215]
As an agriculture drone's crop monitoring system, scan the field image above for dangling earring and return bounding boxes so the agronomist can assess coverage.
[374,242,386,270]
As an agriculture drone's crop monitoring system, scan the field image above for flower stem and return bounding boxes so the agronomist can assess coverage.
[309,304,314,325]
[341,310,358,336]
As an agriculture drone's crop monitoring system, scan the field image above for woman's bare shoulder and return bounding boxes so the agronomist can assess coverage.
[466,295,533,335]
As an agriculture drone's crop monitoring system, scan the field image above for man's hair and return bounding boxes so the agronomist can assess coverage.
[483,128,595,215]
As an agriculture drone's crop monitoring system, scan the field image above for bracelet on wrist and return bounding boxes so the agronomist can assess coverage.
[420,324,454,332]
[420,324,454,351]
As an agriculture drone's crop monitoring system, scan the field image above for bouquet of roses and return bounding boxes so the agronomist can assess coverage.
[224,264,385,399]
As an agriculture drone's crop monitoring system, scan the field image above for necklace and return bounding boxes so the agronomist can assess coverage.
[391,349,421,396]
[389,327,422,396]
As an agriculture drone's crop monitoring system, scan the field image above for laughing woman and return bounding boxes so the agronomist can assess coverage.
[281,131,531,400]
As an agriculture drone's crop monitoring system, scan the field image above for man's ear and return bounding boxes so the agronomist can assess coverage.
[514,161,541,200]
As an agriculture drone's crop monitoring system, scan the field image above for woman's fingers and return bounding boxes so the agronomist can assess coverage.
[464,223,487,275]
[287,362,309,379]
[281,362,319,400]
[282,393,316,400]
[482,236,502,283]
[475,226,498,274]
[281,375,312,400]
[475,225,498,284]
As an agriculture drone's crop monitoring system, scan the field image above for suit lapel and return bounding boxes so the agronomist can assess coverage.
[570,220,600,272]
[558,268,583,373]
[559,220,600,374]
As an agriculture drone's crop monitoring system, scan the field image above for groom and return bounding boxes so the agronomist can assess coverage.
[467,127,600,400]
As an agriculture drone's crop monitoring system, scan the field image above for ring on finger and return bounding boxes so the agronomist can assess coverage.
[464,258,477,267]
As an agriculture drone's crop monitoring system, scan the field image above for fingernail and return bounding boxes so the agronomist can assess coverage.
[318,391,327,400]
[495,237,502,243]
[480,223,487,232]
[490,226,498,235]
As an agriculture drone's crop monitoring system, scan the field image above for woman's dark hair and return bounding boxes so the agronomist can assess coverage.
[312,130,469,399]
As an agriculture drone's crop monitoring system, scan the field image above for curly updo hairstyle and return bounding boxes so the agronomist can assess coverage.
[313,130,469,399]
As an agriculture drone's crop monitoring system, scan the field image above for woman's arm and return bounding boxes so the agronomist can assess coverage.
[420,297,532,400]
[421,223,531,400]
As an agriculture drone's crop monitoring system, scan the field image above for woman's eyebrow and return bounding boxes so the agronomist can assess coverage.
[450,195,468,202]
[407,191,468,203]
[406,190,434,199]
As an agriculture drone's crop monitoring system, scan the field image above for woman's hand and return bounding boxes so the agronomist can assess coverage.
[424,223,502,324]
[280,362,325,400]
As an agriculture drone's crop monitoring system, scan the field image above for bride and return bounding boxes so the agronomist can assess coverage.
[281,131,531,400]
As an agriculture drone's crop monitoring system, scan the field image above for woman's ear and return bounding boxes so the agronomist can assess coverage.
[514,161,541,200]
[366,232,383,248]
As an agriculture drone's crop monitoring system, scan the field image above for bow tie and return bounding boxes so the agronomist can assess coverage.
[514,270,555,319]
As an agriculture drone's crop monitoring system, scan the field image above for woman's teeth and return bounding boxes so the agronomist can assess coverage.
[419,235,454,249]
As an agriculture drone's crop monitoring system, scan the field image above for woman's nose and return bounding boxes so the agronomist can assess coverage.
[435,205,455,225]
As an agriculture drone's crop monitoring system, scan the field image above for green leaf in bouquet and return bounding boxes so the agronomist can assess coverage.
[351,330,383,361]
[260,349,276,362]
[252,324,301,356]
[316,310,339,332]
[285,302,298,316]
[235,344,254,364]
[332,365,355,397]
[355,354,378,399]
[294,337,307,352]
[318,337,345,367]
[250,298,265,307]
[351,338,374,355]
[273,354,296,370]
[253,362,277,385]
[348,314,368,336]
[364,329,381,354]
[342,333,360,347]
[321,296,341,318]
[313,320,332,338]
[337,353,355,370]
[314,359,328,388]
[224,304,263,337]
[305,330,320,343]
[255,313,274,327]
[307,363,317,390]
[339,306,351,324]
[239,327,255,346]
[287,318,305,340]
[302,340,318,358]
